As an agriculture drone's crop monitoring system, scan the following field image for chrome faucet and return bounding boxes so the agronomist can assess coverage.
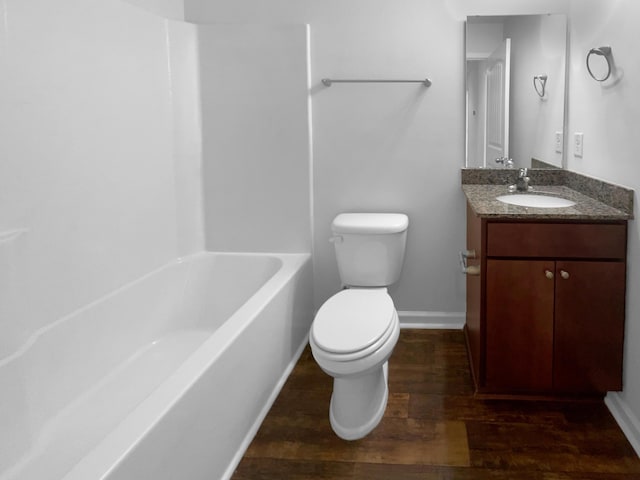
[516,167,530,192]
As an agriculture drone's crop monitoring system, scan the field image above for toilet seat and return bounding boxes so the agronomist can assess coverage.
[311,289,396,362]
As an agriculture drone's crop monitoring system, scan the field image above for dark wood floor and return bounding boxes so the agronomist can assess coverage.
[232,330,640,479]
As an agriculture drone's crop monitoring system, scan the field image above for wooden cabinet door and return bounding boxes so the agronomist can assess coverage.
[485,259,555,391]
[554,261,626,392]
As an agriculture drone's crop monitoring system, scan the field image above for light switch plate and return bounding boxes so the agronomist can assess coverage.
[574,132,584,157]
[555,132,563,153]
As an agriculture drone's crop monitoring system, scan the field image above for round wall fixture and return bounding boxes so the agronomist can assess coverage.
[586,46,612,82]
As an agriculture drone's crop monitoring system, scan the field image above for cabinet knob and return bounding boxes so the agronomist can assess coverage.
[560,270,570,280]
[545,270,554,279]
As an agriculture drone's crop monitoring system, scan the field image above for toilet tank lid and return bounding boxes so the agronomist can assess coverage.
[332,213,408,234]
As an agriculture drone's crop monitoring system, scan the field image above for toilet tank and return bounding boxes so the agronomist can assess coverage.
[331,213,409,287]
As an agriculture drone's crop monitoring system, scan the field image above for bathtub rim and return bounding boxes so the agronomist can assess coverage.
[60,250,311,480]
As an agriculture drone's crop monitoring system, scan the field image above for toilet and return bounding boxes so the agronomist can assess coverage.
[309,213,408,440]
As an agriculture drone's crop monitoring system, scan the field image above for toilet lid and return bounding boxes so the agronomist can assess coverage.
[311,289,395,354]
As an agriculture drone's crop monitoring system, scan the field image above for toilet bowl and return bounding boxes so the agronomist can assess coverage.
[310,288,400,440]
[310,212,408,440]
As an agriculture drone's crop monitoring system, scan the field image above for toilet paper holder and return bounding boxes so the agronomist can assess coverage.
[459,249,480,276]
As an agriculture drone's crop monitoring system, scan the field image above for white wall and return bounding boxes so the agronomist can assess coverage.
[0,0,202,359]
[121,0,185,20]
[185,0,468,325]
[566,0,640,455]
[168,21,205,255]
[308,2,466,321]
[466,20,504,59]
[198,24,311,253]
[449,0,569,17]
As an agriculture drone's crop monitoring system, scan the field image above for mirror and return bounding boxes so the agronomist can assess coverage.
[465,14,568,169]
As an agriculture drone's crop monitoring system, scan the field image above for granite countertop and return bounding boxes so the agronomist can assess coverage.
[462,184,632,220]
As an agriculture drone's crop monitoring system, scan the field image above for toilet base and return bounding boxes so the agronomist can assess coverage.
[329,362,389,440]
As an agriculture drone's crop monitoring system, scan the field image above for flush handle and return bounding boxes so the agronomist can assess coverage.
[329,235,343,244]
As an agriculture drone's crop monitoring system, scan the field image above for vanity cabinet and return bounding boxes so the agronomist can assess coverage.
[465,205,627,397]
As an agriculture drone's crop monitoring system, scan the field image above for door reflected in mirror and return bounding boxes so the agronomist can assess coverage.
[465,14,567,169]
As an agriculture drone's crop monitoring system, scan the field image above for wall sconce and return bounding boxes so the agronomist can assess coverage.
[533,74,548,97]
[586,46,612,82]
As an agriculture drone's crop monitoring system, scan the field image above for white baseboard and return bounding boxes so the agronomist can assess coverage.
[398,311,465,330]
[605,392,640,457]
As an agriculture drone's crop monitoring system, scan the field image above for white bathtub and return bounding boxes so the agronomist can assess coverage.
[0,252,313,480]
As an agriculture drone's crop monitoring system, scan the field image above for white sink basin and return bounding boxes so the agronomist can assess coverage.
[496,193,576,208]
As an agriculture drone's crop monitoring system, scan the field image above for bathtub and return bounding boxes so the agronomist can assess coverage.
[0,252,313,480]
